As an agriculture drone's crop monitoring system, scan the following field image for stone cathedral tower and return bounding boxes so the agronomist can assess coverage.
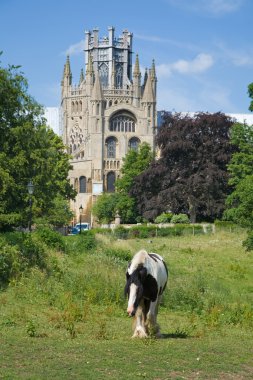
[61,27,157,225]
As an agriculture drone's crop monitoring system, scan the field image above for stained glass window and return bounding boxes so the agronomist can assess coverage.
[79,176,87,193]
[106,137,117,158]
[107,172,115,192]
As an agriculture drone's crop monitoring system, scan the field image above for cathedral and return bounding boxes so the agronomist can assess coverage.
[61,27,157,225]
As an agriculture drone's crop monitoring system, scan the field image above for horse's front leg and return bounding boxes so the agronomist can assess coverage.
[132,300,148,338]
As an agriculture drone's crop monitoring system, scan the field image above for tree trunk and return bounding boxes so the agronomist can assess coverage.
[188,196,196,223]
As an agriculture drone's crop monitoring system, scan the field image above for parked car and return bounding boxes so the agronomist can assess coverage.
[75,223,90,231]
[68,223,90,235]
[70,227,80,235]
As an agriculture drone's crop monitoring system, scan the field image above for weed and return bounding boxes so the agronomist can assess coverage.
[66,320,76,339]
[95,318,108,340]
[26,319,38,337]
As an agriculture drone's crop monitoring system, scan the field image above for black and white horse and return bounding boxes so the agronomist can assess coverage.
[125,249,168,338]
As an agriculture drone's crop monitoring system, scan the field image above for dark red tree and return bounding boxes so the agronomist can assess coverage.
[131,112,236,222]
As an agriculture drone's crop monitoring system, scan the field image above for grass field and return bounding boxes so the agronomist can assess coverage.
[1,229,253,379]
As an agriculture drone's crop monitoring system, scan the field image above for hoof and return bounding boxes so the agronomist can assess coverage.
[132,328,148,338]
[156,331,163,339]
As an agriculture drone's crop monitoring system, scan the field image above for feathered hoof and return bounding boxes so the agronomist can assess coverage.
[132,327,148,338]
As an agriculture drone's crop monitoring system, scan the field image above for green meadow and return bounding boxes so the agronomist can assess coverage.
[1,229,253,379]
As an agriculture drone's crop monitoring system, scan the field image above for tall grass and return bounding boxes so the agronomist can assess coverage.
[1,229,252,331]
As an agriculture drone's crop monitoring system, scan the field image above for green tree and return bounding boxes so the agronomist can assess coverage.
[224,122,253,229]
[115,142,153,223]
[92,193,119,224]
[248,83,253,112]
[0,56,75,230]
[92,143,153,224]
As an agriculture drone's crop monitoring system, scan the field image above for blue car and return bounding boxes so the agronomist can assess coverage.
[70,227,80,235]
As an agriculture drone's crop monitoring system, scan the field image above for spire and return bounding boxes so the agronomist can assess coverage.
[150,59,157,99]
[79,68,84,85]
[133,54,140,77]
[86,52,94,77]
[143,68,148,88]
[142,71,154,103]
[92,71,103,100]
[62,55,72,86]
[150,59,156,79]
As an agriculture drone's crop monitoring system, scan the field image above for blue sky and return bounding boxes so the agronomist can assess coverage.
[0,0,252,113]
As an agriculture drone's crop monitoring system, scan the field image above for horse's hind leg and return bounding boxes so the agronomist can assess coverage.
[146,299,161,337]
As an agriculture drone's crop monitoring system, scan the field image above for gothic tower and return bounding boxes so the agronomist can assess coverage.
[61,27,157,225]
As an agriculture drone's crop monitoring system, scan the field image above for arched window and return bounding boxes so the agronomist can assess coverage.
[79,176,87,193]
[69,125,84,153]
[129,137,140,151]
[99,62,109,88]
[109,111,136,132]
[106,137,117,158]
[107,171,115,192]
[116,63,123,88]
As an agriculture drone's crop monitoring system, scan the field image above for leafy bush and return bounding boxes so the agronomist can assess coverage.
[0,232,48,286]
[0,242,21,286]
[154,212,173,224]
[3,232,47,269]
[113,226,129,240]
[19,234,47,269]
[128,225,158,238]
[171,214,190,224]
[242,231,253,251]
[35,226,65,252]
[215,220,238,231]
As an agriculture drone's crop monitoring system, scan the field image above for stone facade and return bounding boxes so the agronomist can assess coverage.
[61,27,157,225]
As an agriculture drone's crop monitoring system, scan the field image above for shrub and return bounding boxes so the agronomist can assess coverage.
[113,226,129,240]
[3,232,47,270]
[171,214,190,224]
[0,232,48,286]
[242,231,253,251]
[154,212,173,224]
[215,220,238,232]
[19,234,47,269]
[0,242,21,286]
[35,226,65,252]
[128,225,157,239]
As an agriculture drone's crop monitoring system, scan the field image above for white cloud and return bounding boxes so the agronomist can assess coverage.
[156,53,214,78]
[204,0,244,14]
[215,42,253,66]
[64,40,84,56]
[166,0,244,15]
[134,33,199,52]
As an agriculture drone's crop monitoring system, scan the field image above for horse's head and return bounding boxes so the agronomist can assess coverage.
[125,264,147,317]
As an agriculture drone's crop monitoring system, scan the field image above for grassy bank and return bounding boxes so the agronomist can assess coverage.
[1,230,253,379]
